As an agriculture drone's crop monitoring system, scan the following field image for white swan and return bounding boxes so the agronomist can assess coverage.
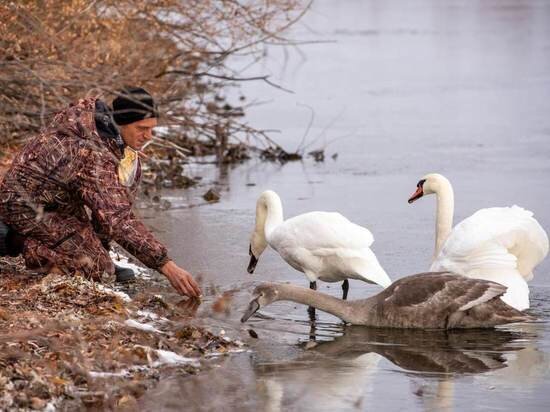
[247,190,391,306]
[408,173,549,311]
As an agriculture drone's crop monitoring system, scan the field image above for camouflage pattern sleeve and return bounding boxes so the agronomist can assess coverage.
[74,143,170,270]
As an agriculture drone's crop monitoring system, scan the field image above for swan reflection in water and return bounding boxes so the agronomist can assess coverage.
[254,325,537,412]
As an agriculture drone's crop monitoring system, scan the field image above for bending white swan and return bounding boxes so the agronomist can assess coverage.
[408,173,549,311]
[247,190,391,300]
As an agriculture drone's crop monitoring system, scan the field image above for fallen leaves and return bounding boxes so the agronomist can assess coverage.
[0,259,244,410]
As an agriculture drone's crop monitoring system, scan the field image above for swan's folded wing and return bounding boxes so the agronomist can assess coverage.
[270,212,389,285]
[277,211,375,255]
[432,241,518,277]
[432,206,549,281]
[384,273,507,314]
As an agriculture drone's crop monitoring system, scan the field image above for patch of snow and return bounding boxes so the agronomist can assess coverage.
[89,370,130,378]
[154,349,200,367]
[88,365,151,379]
[136,309,169,323]
[44,401,58,412]
[124,319,164,334]
[136,309,159,320]
[205,348,249,358]
[131,345,200,368]
[94,282,131,302]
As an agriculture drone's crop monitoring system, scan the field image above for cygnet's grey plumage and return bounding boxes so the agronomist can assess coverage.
[242,272,534,329]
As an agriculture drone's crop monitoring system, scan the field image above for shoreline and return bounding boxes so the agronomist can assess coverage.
[0,251,245,410]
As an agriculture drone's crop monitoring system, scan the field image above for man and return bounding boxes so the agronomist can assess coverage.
[0,88,201,297]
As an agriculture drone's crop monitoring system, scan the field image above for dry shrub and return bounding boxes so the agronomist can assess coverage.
[0,0,309,154]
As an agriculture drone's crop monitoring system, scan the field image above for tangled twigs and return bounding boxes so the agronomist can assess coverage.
[0,263,244,410]
[0,0,311,161]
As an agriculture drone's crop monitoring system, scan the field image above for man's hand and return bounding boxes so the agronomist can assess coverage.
[160,261,202,297]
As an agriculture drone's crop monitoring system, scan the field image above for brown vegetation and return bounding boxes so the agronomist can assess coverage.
[0,256,244,410]
[0,2,311,409]
[0,0,310,162]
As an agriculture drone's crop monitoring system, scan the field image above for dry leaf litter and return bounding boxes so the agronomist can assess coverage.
[0,253,245,410]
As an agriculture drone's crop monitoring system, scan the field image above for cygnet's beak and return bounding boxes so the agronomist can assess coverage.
[408,187,424,203]
[241,297,260,322]
[247,244,258,274]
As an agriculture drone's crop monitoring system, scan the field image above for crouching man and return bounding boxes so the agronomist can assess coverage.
[0,88,201,297]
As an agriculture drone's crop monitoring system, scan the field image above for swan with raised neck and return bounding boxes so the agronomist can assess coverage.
[408,173,454,259]
[408,173,549,312]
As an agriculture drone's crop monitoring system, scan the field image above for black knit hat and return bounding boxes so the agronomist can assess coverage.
[112,87,158,126]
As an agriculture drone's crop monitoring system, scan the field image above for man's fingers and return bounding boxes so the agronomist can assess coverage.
[189,280,201,297]
[165,268,201,297]
[171,275,188,296]
[179,277,192,297]
[172,278,185,295]
[184,274,201,297]
[188,277,201,296]
[181,276,198,297]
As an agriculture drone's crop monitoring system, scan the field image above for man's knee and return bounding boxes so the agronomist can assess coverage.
[23,227,115,280]
[66,229,115,279]
[74,253,115,280]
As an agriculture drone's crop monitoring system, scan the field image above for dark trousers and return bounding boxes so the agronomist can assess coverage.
[0,204,114,280]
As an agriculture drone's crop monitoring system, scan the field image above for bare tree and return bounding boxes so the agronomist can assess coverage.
[0,0,310,160]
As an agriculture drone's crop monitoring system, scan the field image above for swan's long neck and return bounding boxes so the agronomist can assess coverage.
[261,193,284,239]
[275,284,373,324]
[434,178,454,259]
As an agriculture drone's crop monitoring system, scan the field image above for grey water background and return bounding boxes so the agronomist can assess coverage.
[138,1,550,410]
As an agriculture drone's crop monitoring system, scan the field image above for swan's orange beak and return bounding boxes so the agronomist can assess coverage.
[408,187,424,203]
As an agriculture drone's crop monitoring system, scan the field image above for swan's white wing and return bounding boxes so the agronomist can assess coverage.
[270,211,374,254]
[431,206,549,310]
[269,212,390,286]
[432,206,548,279]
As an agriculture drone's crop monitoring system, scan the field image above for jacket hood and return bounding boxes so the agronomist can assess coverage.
[49,97,124,159]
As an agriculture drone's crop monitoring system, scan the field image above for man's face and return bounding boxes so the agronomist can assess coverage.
[119,117,157,150]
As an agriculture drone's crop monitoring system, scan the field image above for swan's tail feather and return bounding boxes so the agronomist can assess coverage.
[354,249,392,288]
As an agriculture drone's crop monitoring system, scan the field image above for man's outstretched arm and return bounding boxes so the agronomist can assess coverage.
[76,145,201,297]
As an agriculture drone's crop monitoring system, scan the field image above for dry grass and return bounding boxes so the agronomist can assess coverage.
[0,257,243,410]
[0,0,309,159]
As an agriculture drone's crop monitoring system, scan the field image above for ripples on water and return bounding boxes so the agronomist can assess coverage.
[136,0,550,409]
[134,281,550,411]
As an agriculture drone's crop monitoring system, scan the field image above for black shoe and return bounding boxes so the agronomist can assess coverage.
[0,220,24,257]
[0,221,9,256]
[115,264,136,283]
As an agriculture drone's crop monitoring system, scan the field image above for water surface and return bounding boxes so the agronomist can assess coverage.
[138,1,550,410]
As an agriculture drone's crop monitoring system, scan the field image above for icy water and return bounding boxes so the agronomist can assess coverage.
[138,1,550,410]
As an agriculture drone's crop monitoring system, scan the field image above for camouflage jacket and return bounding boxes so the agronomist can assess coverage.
[0,98,170,270]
